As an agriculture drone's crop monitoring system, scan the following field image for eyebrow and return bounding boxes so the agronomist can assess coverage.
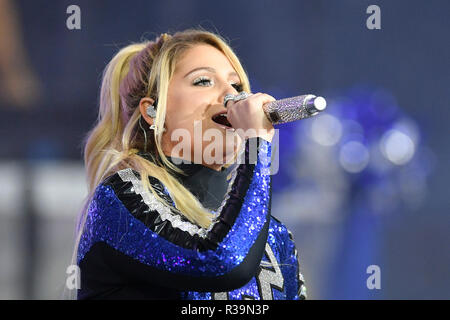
[183,67,239,78]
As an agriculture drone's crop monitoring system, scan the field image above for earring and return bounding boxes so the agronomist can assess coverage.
[146,105,158,131]
[146,104,157,118]
[146,103,166,132]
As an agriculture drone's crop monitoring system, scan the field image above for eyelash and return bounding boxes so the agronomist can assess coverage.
[193,77,243,92]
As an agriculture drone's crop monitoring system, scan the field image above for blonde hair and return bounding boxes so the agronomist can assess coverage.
[84,28,250,225]
[65,29,252,298]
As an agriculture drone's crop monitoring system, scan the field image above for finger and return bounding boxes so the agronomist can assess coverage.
[237,93,276,112]
[249,93,276,104]
[227,92,261,108]
[224,91,249,108]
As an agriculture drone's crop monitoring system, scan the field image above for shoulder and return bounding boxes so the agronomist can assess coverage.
[94,168,205,237]
[101,168,169,202]
[267,215,297,259]
[269,215,294,241]
[78,167,208,264]
[88,168,173,219]
[96,168,177,221]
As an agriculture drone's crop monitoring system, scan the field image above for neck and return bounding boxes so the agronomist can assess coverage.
[137,151,233,211]
[195,161,224,172]
[162,153,227,172]
[164,155,231,211]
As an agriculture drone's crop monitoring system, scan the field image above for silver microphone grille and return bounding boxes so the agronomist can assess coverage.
[262,94,327,125]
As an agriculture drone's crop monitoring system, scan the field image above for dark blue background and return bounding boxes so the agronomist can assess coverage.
[1,0,448,299]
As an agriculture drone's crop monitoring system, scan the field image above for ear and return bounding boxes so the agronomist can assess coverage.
[139,97,155,126]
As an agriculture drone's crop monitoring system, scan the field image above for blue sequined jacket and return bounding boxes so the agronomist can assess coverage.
[77,137,306,300]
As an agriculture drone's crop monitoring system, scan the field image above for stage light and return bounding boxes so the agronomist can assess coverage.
[380,129,415,165]
[339,141,370,173]
[310,114,342,146]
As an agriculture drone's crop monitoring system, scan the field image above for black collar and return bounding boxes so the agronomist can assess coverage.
[138,152,233,211]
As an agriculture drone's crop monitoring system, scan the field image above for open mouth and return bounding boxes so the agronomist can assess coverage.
[212,112,233,128]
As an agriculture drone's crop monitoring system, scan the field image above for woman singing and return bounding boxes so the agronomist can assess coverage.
[72,29,306,300]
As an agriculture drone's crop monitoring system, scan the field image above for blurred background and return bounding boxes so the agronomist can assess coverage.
[0,0,448,299]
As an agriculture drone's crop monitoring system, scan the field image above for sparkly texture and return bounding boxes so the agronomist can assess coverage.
[118,168,204,237]
[78,138,272,278]
[183,217,306,300]
[263,94,320,125]
[77,138,305,299]
[257,243,284,300]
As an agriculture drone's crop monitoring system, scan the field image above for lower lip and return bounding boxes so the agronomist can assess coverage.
[212,120,234,131]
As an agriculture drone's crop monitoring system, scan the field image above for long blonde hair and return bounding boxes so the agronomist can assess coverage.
[68,29,252,284]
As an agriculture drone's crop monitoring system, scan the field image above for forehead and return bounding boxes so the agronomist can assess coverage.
[175,44,238,75]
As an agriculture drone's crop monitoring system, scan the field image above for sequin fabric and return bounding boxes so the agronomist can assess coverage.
[183,217,307,300]
[78,139,272,277]
[77,138,306,299]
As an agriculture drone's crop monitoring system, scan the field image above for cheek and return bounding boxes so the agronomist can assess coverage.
[166,90,206,125]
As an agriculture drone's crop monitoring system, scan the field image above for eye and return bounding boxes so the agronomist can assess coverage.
[232,83,243,92]
[193,76,214,87]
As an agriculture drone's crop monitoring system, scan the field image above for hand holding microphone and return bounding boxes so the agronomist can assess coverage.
[225,92,277,142]
[224,91,327,142]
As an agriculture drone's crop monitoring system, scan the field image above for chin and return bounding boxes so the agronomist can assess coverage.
[223,135,242,164]
[199,134,239,166]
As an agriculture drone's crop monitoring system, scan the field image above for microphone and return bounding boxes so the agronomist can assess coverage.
[262,94,327,125]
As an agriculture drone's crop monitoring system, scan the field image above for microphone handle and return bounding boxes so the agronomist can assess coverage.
[262,94,327,125]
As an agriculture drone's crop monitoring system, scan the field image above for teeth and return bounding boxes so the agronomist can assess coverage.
[212,113,232,128]
[212,114,227,120]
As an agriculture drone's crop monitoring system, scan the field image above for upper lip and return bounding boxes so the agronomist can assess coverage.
[211,108,232,128]
[211,109,228,119]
